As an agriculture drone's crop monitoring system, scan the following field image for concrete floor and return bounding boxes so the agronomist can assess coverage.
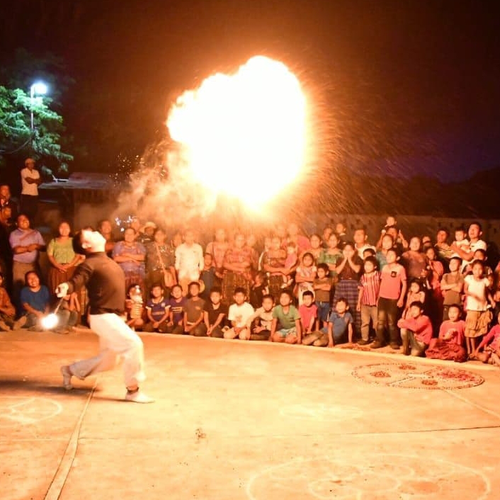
[1,329,500,500]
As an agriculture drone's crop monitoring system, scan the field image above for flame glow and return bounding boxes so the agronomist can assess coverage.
[166,56,310,208]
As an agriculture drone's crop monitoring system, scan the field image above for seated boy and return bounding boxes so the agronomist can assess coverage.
[184,281,206,336]
[247,294,274,341]
[270,289,301,344]
[144,283,170,333]
[166,284,186,334]
[397,301,433,356]
[203,287,228,338]
[305,298,353,347]
[299,291,318,344]
[224,287,255,340]
[0,272,16,331]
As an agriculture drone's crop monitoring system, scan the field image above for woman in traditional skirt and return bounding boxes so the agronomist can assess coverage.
[206,228,229,285]
[261,236,288,300]
[112,227,146,296]
[222,233,252,303]
[145,228,176,296]
[333,242,362,336]
[47,221,81,299]
[464,260,494,356]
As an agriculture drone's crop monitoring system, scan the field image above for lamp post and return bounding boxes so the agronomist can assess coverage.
[30,81,48,132]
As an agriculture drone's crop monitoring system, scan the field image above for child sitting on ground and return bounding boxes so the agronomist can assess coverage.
[270,289,301,344]
[247,294,275,341]
[299,291,318,338]
[397,301,433,357]
[0,272,16,331]
[313,264,332,329]
[224,287,255,340]
[304,298,353,347]
[125,284,145,330]
[426,304,466,362]
[203,287,228,338]
[166,284,186,335]
[144,283,170,333]
[472,312,500,366]
[184,281,206,336]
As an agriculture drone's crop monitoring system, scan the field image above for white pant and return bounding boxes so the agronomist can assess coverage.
[70,314,145,389]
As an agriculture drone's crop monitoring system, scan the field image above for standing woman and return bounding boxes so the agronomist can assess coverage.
[47,221,81,298]
[222,233,253,302]
[112,227,146,294]
[145,228,176,296]
[333,242,363,336]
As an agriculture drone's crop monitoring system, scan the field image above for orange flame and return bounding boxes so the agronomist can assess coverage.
[167,56,310,209]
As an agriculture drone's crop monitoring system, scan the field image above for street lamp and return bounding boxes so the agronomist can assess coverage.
[30,81,48,132]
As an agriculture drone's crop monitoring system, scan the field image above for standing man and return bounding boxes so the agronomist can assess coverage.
[57,228,154,403]
[9,214,45,304]
[20,158,41,222]
[175,229,204,295]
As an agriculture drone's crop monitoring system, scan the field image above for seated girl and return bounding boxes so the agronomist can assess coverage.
[425,304,466,362]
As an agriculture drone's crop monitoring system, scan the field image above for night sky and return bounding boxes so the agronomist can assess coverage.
[2,0,499,181]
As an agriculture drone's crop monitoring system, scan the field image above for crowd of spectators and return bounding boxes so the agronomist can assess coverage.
[1,160,500,367]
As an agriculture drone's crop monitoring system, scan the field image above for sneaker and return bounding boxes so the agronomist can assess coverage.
[370,341,386,349]
[60,365,73,390]
[125,390,155,404]
[0,320,11,332]
[389,342,400,350]
[13,316,27,330]
[357,339,370,346]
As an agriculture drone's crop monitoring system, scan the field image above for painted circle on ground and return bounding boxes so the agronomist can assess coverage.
[352,363,485,390]
[280,404,363,421]
[247,454,490,499]
[0,396,62,426]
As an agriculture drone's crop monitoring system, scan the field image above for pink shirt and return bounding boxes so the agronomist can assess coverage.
[478,325,500,352]
[399,315,433,345]
[438,320,465,345]
[379,264,407,300]
[299,304,317,330]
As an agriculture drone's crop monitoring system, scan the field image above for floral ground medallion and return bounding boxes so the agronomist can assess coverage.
[352,363,485,390]
[247,454,490,500]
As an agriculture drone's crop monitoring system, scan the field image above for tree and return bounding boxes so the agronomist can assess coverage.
[0,85,73,174]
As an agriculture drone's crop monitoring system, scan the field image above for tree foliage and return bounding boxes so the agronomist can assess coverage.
[0,85,73,171]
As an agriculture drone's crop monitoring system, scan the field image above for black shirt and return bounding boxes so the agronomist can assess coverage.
[68,252,126,315]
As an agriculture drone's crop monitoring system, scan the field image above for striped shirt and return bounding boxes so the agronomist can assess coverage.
[358,271,381,306]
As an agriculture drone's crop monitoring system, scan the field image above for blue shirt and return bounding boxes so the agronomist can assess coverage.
[146,298,169,322]
[20,285,50,313]
[326,311,353,340]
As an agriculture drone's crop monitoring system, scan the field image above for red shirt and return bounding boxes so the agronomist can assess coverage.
[399,315,433,345]
[299,304,317,330]
[379,264,406,300]
[359,271,381,306]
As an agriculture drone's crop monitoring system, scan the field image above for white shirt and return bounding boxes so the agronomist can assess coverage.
[464,275,489,311]
[461,239,487,270]
[21,168,40,196]
[228,302,255,328]
[175,243,204,281]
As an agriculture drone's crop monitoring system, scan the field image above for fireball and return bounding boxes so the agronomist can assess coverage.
[167,56,310,208]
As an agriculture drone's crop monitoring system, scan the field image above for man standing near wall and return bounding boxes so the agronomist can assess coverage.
[20,158,41,222]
